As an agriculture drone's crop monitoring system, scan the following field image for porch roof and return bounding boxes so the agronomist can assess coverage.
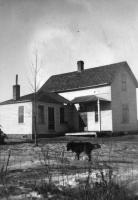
[71,95,110,104]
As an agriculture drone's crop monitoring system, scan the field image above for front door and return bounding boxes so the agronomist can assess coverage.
[48,107,55,130]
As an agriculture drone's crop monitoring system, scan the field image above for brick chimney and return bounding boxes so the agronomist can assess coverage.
[77,61,84,72]
[13,75,20,100]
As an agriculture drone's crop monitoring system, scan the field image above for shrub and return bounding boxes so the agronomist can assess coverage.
[31,179,136,200]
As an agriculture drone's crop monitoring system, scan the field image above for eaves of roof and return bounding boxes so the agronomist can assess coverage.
[0,99,31,106]
[0,91,69,106]
[71,95,111,104]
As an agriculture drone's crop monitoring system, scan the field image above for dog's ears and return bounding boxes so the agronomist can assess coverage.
[97,144,101,148]
[94,143,101,148]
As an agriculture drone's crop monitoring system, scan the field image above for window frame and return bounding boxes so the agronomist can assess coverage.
[18,106,24,124]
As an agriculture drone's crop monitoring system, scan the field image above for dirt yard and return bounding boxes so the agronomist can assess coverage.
[0,134,138,199]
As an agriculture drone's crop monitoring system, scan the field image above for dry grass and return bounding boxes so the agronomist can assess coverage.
[0,135,138,199]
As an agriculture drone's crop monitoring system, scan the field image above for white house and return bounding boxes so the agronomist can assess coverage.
[0,61,138,139]
[40,61,138,134]
[0,75,74,139]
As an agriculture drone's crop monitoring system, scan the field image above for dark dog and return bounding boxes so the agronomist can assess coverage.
[0,128,8,144]
[67,141,101,161]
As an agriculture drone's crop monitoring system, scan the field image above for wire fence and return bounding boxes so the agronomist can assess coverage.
[0,145,115,184]
[0,144,134,185]
[0,141,138,199]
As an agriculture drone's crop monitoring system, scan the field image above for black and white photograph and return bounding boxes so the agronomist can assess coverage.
[0,0,138,199]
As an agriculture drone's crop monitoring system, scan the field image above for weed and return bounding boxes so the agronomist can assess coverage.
[30,179,136,200]
[0,137,138,199]
[0,149,11,199]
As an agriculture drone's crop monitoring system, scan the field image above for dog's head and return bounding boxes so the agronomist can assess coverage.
[93,144,101,150]
[0,132,8,139]
[67,141,74,151]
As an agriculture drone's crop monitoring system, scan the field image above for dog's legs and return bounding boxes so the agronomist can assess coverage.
[76,153,80,160]
[87,153,91,162]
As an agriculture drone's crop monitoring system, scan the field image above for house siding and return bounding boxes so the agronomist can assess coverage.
[58,86,112,132]
[111,66,138,132]
[0,101,73,138]
[0,102,33,138]
[35,102,73,135]
[86,102,112,131]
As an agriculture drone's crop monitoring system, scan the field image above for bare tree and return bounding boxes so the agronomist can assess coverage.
[28,45,43,146]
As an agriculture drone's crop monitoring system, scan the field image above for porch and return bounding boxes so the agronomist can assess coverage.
[71,95,112,132]
[66,131,97,137]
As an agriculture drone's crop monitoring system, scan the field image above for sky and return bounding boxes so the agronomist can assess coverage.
[0,0,138,102]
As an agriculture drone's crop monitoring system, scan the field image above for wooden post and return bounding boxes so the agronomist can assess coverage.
[97,99,101,132]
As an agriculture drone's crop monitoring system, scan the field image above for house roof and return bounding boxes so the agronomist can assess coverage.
[0,91,69,105]
[71,95,110,104]
[40,61,138,92]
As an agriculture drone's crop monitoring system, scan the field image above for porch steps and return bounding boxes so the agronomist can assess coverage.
[65,132,97,137]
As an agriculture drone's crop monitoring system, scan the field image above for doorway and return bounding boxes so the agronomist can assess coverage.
[48,107,55,130]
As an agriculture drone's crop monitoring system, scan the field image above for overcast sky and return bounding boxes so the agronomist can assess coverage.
[0,0,138,102]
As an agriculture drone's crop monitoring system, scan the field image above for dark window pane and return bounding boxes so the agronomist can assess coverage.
[48,123,55,130]
[48,107,55,130]
[18,106,24,123]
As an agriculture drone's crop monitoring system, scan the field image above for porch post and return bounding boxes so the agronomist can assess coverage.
[97,99,101,132]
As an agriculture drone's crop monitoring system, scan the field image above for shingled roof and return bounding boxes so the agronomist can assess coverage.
[0,91,69,105]
[40,61,138,93]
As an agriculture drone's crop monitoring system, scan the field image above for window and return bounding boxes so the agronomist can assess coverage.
[122,104,129,123]
[18,106,24,123]
[60,107,65,123]
[48,107,55,130]
[94,105,98,122]
[38,105,45,124]
[122,74,127,91]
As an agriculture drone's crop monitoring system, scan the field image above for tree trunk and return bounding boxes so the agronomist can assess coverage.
[34,116,38,146]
